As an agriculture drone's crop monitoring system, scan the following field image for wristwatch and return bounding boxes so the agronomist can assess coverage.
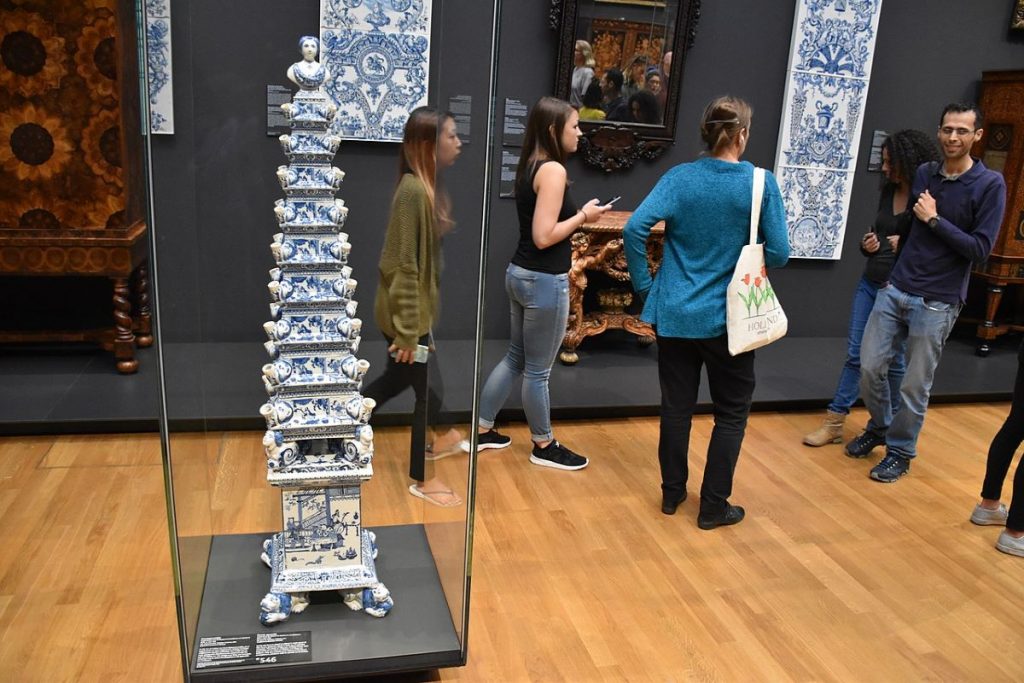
[927,214,940,229]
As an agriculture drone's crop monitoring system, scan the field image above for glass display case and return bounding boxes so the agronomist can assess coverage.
[140,1,500,679]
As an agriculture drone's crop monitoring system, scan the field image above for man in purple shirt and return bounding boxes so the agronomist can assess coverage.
[845,103,1007,483]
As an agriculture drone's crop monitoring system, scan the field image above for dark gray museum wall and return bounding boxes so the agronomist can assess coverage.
[150,0,493,343]
[147,0,1024,345]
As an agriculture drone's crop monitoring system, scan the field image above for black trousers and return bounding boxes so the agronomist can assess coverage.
[981,341,1024,531]
[656,334,756,516]
[361,333,444,482]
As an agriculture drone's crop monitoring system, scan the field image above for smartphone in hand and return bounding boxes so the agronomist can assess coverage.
[391,344,430,363]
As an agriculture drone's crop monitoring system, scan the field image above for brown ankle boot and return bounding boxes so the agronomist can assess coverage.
[803,410,845,446]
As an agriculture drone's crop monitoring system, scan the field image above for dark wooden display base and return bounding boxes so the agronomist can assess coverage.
[190,525,462,682]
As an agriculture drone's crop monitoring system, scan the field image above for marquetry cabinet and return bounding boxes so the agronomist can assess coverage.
[0,0,150,372]
[971,70,1024,355]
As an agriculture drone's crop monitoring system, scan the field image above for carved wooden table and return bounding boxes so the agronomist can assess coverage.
[0,221,152,373]
[560,211,663,365]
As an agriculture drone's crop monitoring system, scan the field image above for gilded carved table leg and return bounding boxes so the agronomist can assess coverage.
[112,277,138,373]
[134,263,153,348]
[623,316,656,346]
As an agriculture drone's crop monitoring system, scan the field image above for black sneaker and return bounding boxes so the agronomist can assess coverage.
[869,453,910,483]
[529,440,588,471]
[845,430,886,458]
[697,504,746,530]
[462,428,511,452]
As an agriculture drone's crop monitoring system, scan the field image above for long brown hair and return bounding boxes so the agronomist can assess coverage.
[515,96,575,190]
[700,96,752,154]
[399,106,453,233]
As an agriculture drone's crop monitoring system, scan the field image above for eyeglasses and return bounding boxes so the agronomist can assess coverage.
[939,126,975,137]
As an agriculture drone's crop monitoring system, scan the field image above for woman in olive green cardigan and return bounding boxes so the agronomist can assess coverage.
[363,107,464,507]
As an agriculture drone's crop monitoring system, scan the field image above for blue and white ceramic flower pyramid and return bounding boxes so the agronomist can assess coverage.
[257,36,393,626]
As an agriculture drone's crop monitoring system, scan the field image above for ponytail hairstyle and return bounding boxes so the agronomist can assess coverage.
[515,96,576,191]
[399,106,454,234]
[699,95,752,154]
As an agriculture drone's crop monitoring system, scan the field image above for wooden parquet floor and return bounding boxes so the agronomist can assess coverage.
[1,405,1022,682]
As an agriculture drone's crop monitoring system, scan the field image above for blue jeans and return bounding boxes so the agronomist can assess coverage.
[828,276,905,415]
[478,264,570,442]
[859,284,962,459]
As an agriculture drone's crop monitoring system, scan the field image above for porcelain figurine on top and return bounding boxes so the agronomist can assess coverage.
[287,36,329,90]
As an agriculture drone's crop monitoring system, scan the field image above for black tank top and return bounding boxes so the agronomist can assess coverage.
[510,159,577,274]
[863,184,912,285]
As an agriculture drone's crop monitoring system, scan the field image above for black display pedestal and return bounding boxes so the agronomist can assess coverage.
[190,525,462,682]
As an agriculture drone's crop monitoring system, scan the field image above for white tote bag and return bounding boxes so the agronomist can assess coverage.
[726,167,787,356]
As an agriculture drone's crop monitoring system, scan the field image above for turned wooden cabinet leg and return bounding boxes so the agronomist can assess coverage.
[113,277,138,373]
[976,284,1004,357]
[134,263,153,348]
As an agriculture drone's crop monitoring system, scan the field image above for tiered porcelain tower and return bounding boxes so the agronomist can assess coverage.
[256,36,392,626]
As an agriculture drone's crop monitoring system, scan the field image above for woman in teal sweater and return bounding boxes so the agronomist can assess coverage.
[624,96,789,529]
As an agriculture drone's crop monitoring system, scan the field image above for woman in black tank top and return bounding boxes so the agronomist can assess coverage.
[472,97,611,470]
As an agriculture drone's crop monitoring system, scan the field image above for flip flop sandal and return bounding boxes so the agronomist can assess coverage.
[408,484,462,508]
[425,440,470,462]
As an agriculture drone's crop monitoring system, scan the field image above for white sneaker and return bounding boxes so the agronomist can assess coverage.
[970,503,1008,526]
[995,530,1024,557]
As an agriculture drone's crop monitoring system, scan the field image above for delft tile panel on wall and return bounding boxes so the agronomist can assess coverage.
[0,1,128,229]
[320,0,431,142]
[774,0,883,260]
[145,0,174,134]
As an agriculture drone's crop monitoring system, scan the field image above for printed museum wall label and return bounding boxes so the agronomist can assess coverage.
[503,98,528,147]
[195,632,313,669]
[499,149,521,199]
[865,129,888,172]
[449,94,472,144]
[267,85,293,136]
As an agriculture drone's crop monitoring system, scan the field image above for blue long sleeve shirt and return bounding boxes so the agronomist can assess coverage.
[890,158,1006,304]
[624,157,790,338]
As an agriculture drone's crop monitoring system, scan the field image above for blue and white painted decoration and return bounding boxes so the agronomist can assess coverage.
[774,0,883,259]
[319,0,431,142]
[145,0,174,134]
[256,40,391,625]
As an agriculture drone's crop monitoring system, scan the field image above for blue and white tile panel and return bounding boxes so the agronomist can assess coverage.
[774,0,883,259]
[145,0,174,134]
[320,0,431,142]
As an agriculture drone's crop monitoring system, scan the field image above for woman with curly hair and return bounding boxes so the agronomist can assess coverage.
[803,129,941,447]
[628,89,661,125]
